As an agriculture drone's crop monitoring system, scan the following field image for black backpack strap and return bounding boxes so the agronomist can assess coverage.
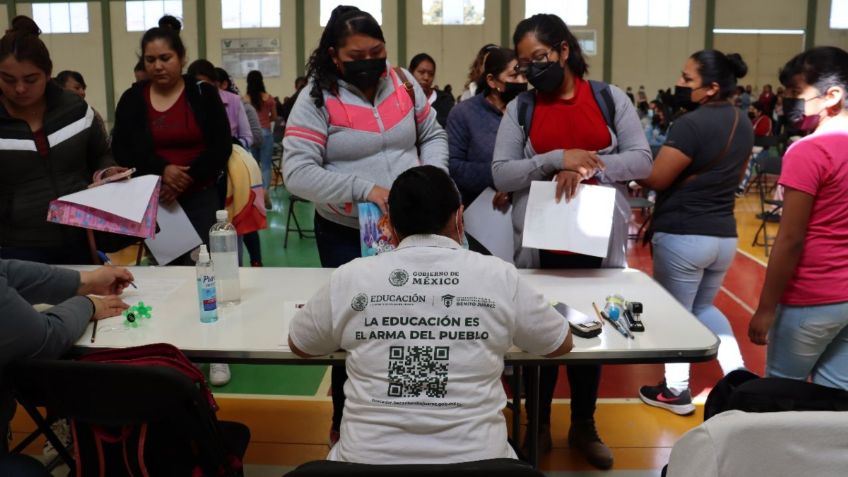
[515,91,536,138]
[589,80,617,136]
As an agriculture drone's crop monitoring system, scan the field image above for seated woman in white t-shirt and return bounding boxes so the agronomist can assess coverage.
[288,165,573,464]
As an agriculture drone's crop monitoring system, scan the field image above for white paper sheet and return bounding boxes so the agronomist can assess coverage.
[463,188,514,263]
[144,202,202,265]
[57,175,159,223]
[119,278,186,307]
[280,300,307,348]
[522,181,616,257]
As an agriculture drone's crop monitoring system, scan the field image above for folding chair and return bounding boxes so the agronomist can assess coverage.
[284,458,547,477]
[7,359,249,477]
[271,123,285,188]
[744,135,786,195]
[627,193,654,241]
[284,195,315,248]
[751,153,783,256]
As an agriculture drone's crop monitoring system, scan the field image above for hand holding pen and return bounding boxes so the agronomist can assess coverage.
[79,254,137,295]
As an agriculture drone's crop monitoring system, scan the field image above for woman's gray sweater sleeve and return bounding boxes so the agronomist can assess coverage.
[491,100,563,192]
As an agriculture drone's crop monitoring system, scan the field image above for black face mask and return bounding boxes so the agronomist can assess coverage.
[342,58,386,91]
[527,61,565,94]
[500,82,528,104]
[783,97,821,131]
[748,112,757,120]
[674,85,700,110]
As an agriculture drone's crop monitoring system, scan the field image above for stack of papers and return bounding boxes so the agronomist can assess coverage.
[522,181,616,257]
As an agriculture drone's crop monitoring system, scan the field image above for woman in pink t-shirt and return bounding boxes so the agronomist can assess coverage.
[749,46,848,390]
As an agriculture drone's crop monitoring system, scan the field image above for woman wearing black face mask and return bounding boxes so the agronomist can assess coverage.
[447,47,527,217]
[491,14,652,470]
[282,5,448,447]
[748,46,848,390]
[637,50,753,416]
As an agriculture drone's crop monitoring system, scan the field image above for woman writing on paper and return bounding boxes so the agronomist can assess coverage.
[283,5,447,447]
[637,50,753,414]
[0,17,120,264]
[111,16,232,264]
[491,14,651,469]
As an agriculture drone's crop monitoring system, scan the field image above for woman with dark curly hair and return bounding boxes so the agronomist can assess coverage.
[282,5,447,447]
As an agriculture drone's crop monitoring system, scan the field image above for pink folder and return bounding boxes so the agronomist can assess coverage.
[47,179,161,239]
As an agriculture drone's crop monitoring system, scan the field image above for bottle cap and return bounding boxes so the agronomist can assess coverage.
[198,244,210,263]
[216,210,229,221]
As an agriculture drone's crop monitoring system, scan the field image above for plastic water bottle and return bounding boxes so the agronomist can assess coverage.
[196,244,218,323]
[209,210,241,305]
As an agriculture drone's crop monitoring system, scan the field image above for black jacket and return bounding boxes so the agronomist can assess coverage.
[111,76,232,186]
[0,82,112,248]
[432,89,455,128]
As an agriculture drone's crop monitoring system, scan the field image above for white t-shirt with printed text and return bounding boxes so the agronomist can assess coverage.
[289,234,569,464]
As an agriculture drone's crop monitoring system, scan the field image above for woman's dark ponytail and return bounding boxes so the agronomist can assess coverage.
[690,50,748,101]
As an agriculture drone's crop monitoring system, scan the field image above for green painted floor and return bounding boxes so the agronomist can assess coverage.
[217,186,327,396]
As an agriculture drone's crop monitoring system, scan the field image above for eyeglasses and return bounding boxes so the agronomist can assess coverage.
[514,44,562,75]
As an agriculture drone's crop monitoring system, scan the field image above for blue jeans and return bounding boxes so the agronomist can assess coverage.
[652,232,745,392]
[251,128,274,190]
[767,302,848,390]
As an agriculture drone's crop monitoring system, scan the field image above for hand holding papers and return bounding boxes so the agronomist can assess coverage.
[522,181,615,257]
[463,188,514,263]
[144,201,202,265]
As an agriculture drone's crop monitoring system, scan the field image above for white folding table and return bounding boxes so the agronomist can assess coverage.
[72,266,718,467]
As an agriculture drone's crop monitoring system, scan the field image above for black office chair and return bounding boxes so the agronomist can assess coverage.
[751,153,783,256]
[7,359,249,477]
[283,459,546,477]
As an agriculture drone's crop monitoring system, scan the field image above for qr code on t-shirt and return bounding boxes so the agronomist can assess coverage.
[387,346,449,398]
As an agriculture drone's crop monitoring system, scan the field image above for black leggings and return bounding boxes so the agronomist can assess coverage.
[525,251,604,425]
[243,231,262,263]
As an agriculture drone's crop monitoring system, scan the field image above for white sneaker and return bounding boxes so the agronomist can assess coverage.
[209,363,232,386]
[43,418,72,458]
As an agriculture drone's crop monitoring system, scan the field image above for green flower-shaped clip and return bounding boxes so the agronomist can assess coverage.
[123,301,153,328]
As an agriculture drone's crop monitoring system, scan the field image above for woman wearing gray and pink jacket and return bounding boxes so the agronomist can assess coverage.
[281,6,447,445]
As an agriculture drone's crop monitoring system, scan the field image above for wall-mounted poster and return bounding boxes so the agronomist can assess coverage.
[221,37,281,78]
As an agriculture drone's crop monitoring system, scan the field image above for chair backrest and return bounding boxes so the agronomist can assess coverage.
[284,459,547,477]
[759,153,783,176]
[754,135,783,149]
[7,359,232,476]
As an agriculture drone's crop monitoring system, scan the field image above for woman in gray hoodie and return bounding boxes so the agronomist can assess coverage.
[282,5,447,447]
[491,14,651,470]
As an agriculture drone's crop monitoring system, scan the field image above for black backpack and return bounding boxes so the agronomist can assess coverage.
[704,369,848,421]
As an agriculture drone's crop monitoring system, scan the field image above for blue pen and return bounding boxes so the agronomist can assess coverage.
[96,250,137,289]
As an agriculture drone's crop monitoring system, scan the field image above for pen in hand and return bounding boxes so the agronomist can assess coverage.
[90,321,98,343]
[96,250,137,289]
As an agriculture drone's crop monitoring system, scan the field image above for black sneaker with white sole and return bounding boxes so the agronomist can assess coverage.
[639,382,696,415]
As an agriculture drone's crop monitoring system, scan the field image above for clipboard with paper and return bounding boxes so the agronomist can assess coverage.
[46,174,161,239]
